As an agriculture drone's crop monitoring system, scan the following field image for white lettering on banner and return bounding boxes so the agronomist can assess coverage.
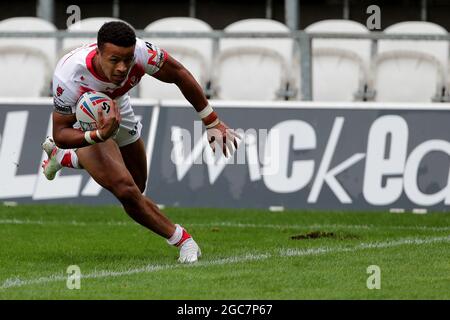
[244,131,262,181]
[263,120,316,193]
[403,140,450,206]
[363,116,408,205]
[33,114,83,200]
[171,126,232,184]
[308,117,365,203]
[171,126,204,181]
[203,147,235,184]
[171,125,265,184]
[0,111,37,198]
[172,116,450,206]
[81,177,103,196]
[258,128,279,176]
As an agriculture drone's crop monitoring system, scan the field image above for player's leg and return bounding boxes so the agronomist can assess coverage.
[118,138,147,193]
[76,139,173,237]
[75,139,201,262]
[118,139,202,263]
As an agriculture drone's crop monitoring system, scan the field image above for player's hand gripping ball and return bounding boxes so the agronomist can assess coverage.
[76,91,120,138]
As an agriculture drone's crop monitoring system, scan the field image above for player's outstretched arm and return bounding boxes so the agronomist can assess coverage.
[152,54,240,156]
[53,101,121,149]
[151,54,208,112]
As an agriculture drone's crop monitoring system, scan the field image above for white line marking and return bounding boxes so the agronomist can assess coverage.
[280,236,450,256]
[190,222,450,232]
[1,235,449,290]
[1,219,450,232]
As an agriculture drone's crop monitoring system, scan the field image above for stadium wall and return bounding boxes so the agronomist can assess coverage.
[1,98,450,212]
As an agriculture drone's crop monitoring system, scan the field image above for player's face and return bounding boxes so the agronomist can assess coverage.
[98,43,136,85]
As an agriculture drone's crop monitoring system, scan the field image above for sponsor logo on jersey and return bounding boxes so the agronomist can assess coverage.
[53,98,72,114]
[56,85,64,97]
[157,51,165,68]
[128,122,138,136]
[145,41,154,51]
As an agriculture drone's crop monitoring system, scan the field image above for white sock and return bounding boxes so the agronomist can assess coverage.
[55,149,81,169]
[166,224,183,246]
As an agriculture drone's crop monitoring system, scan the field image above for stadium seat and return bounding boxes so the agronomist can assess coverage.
[140,17,213,100]
[62,17,123,55]
[0,17,57,96]
[372,21,448,102]
[305,20,371,101]
[214,19,294,101]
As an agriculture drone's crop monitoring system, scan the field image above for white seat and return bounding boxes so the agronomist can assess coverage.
[0,47,52,97]
[305,20,371,101]
[62,17,123,55]
[373,21,448,102]
[0,17,56,96]
[140,17,213,100]
[214,19,294,101]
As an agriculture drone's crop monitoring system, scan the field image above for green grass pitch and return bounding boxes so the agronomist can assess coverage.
[0,204,449,299]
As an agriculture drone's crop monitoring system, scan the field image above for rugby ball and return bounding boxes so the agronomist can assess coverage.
[75,91,113,132]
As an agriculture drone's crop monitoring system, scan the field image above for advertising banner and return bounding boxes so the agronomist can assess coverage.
[2,100,450,211]
[149,102,450,211]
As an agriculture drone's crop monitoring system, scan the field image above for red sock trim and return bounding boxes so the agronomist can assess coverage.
[175,229,192,247]
[61,152,74,168]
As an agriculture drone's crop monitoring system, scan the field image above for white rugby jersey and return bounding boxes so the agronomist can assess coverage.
[52,38,167,115]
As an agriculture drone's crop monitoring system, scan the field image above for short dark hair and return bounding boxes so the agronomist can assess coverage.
[97,21,136,50]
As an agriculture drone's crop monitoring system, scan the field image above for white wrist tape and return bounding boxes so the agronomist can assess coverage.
[205,118,220,129]
[96,130,104,142]
[198,104,213,119]
[84,131,96,145]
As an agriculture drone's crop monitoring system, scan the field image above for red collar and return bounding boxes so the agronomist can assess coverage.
[86,48,110,83]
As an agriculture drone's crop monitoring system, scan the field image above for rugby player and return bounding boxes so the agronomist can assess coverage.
[42,21,239,263]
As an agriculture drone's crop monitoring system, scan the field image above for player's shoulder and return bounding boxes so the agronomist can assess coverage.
[134,37,167,71]
[54,44,95,81]
[135,37,166,56]
[134,37,152,59]
[135,37,151,50]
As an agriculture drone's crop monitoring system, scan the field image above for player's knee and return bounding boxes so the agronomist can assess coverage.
[111,180,141,204]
